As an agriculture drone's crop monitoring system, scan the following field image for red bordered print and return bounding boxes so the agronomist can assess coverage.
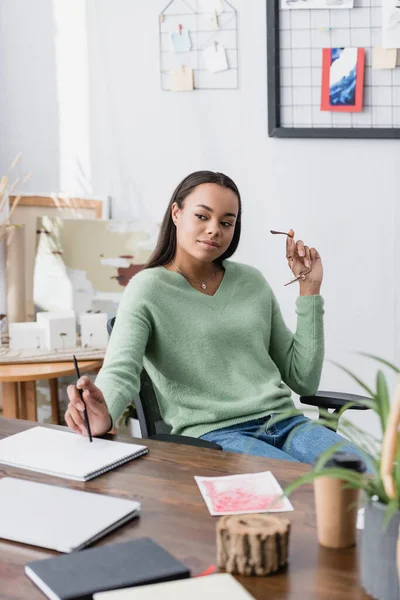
[321,48,365,113]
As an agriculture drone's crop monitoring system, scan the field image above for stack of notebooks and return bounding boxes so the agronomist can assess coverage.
[25,538,191,600]
[25,540,255,600]
[0,427,256,599]
[0,427,149,552]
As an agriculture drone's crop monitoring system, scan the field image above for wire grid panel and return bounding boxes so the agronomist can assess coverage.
[159,0,239,90]
[278,0,400,130]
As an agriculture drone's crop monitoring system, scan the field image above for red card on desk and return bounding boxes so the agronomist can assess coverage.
[194,471,293,516]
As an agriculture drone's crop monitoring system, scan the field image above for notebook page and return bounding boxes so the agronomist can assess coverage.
[0,427,148,481]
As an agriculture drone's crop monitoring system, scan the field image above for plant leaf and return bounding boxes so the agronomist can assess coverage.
[366,477,390,505]
[376,370,390,433]
[337,426,379,466]
[358,352,400,374]
[284,467,366,497]
[313,441,349,472]
[329,361,375,399]
[336,414,381,446]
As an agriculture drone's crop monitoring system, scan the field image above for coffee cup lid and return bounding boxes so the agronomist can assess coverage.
[314,451,366,473]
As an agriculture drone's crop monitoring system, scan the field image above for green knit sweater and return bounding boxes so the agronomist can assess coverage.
[96,260,325,438]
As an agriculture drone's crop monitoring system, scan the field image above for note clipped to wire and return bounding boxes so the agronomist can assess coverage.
[199,0,225,15]
[195,471,294,516]
[170,26,192,53]
[372,46,397,69]
[203,42,229,73]
[170,66,194,92]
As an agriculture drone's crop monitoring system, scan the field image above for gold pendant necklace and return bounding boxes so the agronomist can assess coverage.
[171,261,215,290]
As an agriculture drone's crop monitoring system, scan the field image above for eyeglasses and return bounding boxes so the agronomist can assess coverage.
[270,230,313,287]
[283,267,313,287]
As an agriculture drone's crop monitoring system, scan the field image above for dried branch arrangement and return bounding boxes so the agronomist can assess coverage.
[0,153,32,240]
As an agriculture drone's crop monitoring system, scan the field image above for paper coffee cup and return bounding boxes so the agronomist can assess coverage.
[313,452,366,549]
[314,477,359,548]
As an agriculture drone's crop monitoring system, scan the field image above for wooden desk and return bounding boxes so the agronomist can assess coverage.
[0,360,103,424]
[0,418,368,600]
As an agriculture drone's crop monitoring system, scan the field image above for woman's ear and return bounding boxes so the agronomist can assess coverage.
[171,202,179,225]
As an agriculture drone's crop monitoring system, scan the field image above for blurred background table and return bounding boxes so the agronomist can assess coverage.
[0,360,103,423]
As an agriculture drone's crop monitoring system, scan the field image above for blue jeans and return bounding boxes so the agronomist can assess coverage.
[200,414,366,465]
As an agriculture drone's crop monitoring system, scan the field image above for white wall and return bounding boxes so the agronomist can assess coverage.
[0,0,59,191]
[1,0,399,437]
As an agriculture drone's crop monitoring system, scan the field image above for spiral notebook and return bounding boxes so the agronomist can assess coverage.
[0,426,148,481]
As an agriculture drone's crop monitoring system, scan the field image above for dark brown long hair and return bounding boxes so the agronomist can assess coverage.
[145,171,242,269]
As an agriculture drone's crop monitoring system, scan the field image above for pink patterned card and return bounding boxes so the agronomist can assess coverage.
[194,471,293,516]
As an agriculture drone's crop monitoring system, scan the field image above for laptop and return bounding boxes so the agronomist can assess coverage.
[0,477,141,552]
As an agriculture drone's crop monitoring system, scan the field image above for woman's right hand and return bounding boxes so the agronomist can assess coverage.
[65,376,112,437]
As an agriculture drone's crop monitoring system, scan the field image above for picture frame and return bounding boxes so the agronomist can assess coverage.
[8,196,103,321]
[267,0,400,139]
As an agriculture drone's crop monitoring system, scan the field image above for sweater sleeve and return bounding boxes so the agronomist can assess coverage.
[268,292,325,396]
[95,278,151,426]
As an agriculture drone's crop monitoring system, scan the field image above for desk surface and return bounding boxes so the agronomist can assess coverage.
[0,360,103,382]
[0,418,368,600]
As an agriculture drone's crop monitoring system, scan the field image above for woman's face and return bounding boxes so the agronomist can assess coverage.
[171,183,239,263]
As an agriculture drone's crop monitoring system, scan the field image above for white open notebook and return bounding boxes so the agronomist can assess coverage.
[0,426,148,481]
[0,477,141,553]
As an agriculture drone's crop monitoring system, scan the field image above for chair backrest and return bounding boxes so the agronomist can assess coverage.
[106,317,172,438]
[138,370,172,437]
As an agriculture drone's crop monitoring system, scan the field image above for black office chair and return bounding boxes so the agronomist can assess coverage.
[106,317,370,447]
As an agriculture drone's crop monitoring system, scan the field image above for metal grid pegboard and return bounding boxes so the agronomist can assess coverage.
[267,0,400,138]
[159,0,239,91]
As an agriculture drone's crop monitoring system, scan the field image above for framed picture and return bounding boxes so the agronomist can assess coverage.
[8,196,103,320]
[321,48,365,113]
[33,217,157,318]
[281,0,354,8]
[267,0,400,138]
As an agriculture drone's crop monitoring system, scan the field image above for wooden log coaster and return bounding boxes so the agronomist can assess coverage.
[216,514,291,576]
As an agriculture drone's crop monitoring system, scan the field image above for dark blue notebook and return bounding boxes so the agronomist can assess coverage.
[25,537,191,600]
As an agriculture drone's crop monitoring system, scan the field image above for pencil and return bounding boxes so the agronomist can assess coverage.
[73,354,93,442]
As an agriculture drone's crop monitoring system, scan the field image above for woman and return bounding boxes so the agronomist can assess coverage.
[65,171,353,463]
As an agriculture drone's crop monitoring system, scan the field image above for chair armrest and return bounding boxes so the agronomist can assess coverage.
[300,391,371,411]
[150,433,222,451]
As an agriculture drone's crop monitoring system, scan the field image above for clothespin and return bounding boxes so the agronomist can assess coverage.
[318,26,331,33]
[159,14,165,24]
[178,24,183,35]
[214,41,219,52]
[212,9,220,30]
